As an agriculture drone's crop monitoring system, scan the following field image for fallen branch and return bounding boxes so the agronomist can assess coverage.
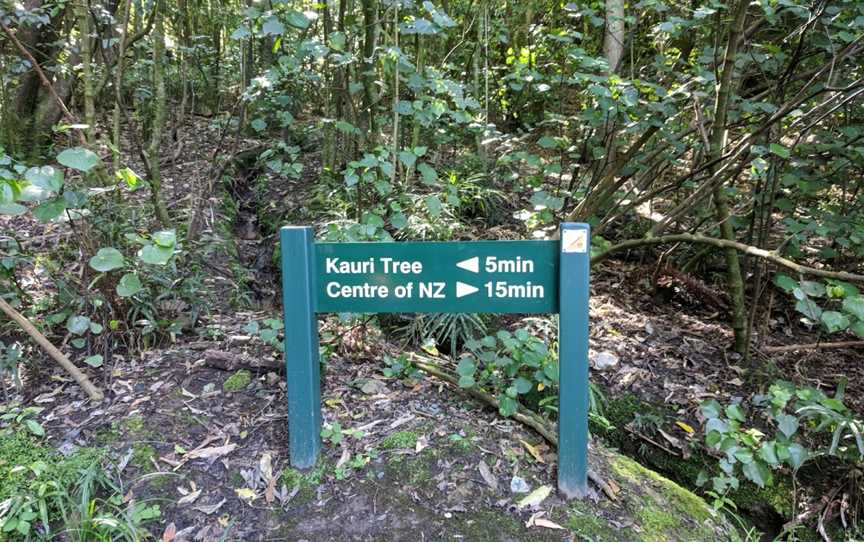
[763,341,864,353]
[0,298,104,402]
[591,233,864,283]
[409,353,618,501]
[409,354,557,444]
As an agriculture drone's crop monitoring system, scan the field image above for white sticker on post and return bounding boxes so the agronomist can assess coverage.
[562,229,587,253]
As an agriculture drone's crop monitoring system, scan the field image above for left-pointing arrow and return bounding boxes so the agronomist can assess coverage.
[456,281,479,298]
[456,256,479,273]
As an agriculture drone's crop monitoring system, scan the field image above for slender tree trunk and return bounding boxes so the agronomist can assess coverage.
[113,0,132,169]
[708,0,749,355]
[391,0,400,183]
[146,2,171,227]
[361,0,379,145]
[78,0,96,143]
[603,0,625,73]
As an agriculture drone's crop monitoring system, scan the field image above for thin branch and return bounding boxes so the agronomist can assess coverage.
[0,297,104,402]
[0,18,86,146]
[591,233,864,283]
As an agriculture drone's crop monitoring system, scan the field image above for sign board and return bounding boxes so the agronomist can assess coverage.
[315,241,559,313]
[281,223,590,498]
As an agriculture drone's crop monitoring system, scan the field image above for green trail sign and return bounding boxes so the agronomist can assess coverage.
[281,223,590,498]
[315,240,559,314]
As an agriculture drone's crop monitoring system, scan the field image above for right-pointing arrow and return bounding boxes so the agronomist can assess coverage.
[456,281,479,298]
[456,256,479,273]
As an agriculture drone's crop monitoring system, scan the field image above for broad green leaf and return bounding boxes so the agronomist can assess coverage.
[820,311,850,333]
[774,274,797,293]
[497,395,518,417]
[116,273,143,297]
[725,403,746,422]
[286,10,311,29]
[842,296,864,320]
[25,420,45,437]
[742,460,772,488]
[89,247,124,272]
[230,25,251,40]
[84,355,104,367]
[516,485,552,509]
[262,15,285,36]
[0,203,27,215]
[456,357,476,376]
[799,281,826,297]
[424,195,442,217]
[417,162,438,185]
[851,320,864,338]
[457,375,476,388]
[700,399,723,419]
[67,315,91,335]
[513,377,532,394]
[795,298,822,320]
[776,413,799,438]
[138,244,173,265]
[25,166,63,192]
[251,118,267,132]
[759,442,779,466]
[787,443,807,470]
[537,136,557,149]
[398,151,417,168]
[733,449,754,465]
[57,147,100,172]
[152,230,176,248]
[32,198,66,222]
[329,31,346,51]
[769,143,790,159]
[390,212,407,230]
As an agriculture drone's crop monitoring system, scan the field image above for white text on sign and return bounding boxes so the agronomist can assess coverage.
[325,257,422,274]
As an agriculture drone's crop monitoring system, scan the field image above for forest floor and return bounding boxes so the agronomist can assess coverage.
[3,116,863,540]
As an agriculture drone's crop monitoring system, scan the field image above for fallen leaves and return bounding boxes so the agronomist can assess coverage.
[517,485,552,509]
[526,511,565,530]
[520,439,546,463]
[235,487,257,502]
[193,499,225,515]
[477,461,498,491]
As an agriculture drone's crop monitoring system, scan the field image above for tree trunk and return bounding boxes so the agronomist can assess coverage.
[360,0,379,145]
[113,0,132,169]
[603,0,625,73]
[146,2,171,227]
[78,0,96,143]
[11,0,68,153]
[708,0,749,355]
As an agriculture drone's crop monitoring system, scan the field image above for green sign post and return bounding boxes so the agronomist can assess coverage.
[281,223,590,497]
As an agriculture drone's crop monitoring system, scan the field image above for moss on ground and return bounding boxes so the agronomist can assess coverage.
[281,462,329,504]
[381,430,419,450]
[607,454,722,541]
[131,443,158,471]
[567,500,621,542]
[223,369,252,391]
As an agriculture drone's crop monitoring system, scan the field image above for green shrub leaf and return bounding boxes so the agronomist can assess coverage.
[89,248,125,272]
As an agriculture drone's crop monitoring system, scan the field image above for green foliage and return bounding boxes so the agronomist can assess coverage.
[455,328,558,417]
[243,317,285,352]
[381,354,421,381]
[320,422,364,446]
[0,406,159,540]
[699,380,863,498]
[0,342,23,397]
[380,431,419,450]
[775,275,864,337]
